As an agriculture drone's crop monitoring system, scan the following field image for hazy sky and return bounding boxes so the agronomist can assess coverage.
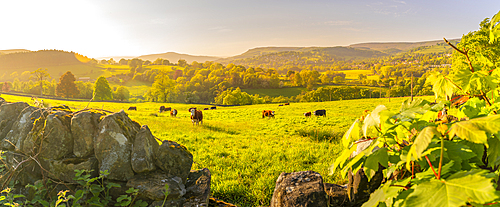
[1,0,499,58]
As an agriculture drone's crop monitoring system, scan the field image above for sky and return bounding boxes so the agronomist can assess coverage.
[0,0,499,59]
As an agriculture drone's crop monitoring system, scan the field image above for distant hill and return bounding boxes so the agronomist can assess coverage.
[349,39,460,54]
[137,52,220,63]
[217,46,387,66]
[0,50,97,81]
[0,49,31,55]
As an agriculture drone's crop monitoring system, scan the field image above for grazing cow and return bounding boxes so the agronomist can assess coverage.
[278,104,283,107]
[190,108,203,125]
[128,106,137,111]
[313,109,326,116]
[262,110,275,118]
[204,108,209,110]
[170,109,178,117]
[210,106,217,110]
[304,112,312,117]
[284,103,290,105]
[159,106,171,113]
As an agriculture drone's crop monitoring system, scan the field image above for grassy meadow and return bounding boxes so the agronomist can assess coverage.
[0,94,433,206]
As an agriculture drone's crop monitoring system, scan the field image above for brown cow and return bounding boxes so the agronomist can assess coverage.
[170,109,178,117]
[304,112,311,117]
[190,108,203,125]
[284,103,290,105]
[262,110,275,118]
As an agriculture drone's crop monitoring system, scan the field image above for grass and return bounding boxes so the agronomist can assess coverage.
[340,69,373,80]
[242,87,307,97]
[0,94,434,206]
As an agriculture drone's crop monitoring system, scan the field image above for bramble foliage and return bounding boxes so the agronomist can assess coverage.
[332,11,500,207]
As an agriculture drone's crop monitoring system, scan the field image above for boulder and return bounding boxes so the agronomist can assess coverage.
[39,157,98,183]
[324,183,348,206]
[1,106,37,150]
[126,170,186,201]
[0,102,30,141]
[40,111,74,160]
[154,140,193,184]
[20,108,50,154]
[183,168,211,207]
[270,171,328,207]
[131,125,158,173]
[95,110,140,181]
[71,111,105,158]
[0,97,5,105]
[347,167,384,206]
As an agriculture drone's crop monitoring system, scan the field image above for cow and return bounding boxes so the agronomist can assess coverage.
[204,108,209,110]
[278,104,283,107]
[210,106,217,110]
[170,109,178,117]
[284,103,290,105]
[190,108,203,125]
[159,106,171,113]
[262,110,275,118]
[304,112,312,117]
[313,109,326,116]
[128,106,137,111]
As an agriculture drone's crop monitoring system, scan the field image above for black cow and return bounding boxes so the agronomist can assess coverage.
[204,108,209,110]
[159,106,171,113]
[313,109,326,116]
[210,106,217,110]
[278,104,283,107]
[128,106,137,111]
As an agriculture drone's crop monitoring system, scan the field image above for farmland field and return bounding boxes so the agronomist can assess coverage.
[0,94,433,206]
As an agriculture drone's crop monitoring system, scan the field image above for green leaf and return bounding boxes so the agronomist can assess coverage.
[362,181,402,207]
[364,148,388,181]
[329,146,357,176]
[398,98,432,119]
[448,115,500,144]
[487,137,500,168]
[106,182,121,189]
[489,10,500,43]
[343,119,361,147]
[404,171,500,207]
[362,105,387,137]
[426,72,456,99]
[406,126,439,170]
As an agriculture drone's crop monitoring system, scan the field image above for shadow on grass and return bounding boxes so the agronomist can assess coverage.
[202,124,239,135]
[296,128,343,142]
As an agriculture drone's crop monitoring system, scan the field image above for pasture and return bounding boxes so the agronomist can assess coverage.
[0,94,432,206]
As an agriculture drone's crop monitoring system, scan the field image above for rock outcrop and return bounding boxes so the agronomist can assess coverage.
[270,171,328,207]
[0,100,208,207]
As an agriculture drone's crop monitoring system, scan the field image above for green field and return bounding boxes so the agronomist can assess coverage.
[0,94,433,206]
[340,69,373,79]
[242,87,307,98]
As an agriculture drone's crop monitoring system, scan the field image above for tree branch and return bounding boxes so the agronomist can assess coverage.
[443,38,475,72]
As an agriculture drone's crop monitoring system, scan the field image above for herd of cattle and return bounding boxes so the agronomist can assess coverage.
[128,103,326,125]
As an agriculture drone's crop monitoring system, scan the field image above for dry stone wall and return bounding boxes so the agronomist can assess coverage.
[0,100,209,207]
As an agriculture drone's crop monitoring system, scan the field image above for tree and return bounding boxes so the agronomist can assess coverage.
[178,59,187,67]
[56,71,80,98]
[31,68,51,96]
[93,76,113,101]
[149,71,175,102]
[114,86,130,101]
[2,82,10,92]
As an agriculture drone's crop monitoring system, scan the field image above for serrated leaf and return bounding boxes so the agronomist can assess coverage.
[404,172,499,207]
[364,148,388,181]
[406,126,439,170]
[489,10,500,43]
[398,98,432,119]
[329,146,357,176]
[343,119,361,147]
[362,181,402,207]
[487,137,500,168]
[448,115,500,144]
[475,52,494,67]
[363,105,387,138]
[426,72,456,99]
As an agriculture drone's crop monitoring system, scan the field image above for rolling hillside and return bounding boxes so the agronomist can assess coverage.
[137,52,220,63]
[349,39,460,54]
[0,49,30,55]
